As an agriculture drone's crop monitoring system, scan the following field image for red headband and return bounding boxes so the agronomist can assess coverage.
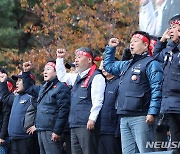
[76,51,93,59]
[148,39,157,57]
[132,34,150,44]
[46,62,56,69]
[171,20,180,25]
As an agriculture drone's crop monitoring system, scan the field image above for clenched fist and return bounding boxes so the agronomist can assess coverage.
[56,48,67,58]
[108,38,120,47]
[23,61,32,72]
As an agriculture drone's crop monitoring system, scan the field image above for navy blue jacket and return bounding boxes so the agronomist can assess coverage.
[69,70,100,128]
[0,100,11,139]
[104,45,163,116]
[22,72,70,135]
[154,40,180,113]
[0,82,32,139]
[96,77,119,135]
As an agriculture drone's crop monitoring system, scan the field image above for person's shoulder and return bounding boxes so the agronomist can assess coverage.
[150,59,161,65]
[15,93,32,104]
[148,60,163,71]
[56,81,71,90]
[22,93,32,99]
[94,69,105,78]
[95,69,102,74]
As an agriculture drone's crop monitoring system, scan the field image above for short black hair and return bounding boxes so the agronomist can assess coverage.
[132,31,150,44]
[150,35,158,41]
[169,14,180,24]
[0,67,7,74]
[47,60,56,65]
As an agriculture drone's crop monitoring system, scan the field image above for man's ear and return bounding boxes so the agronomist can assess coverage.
[144,42,149,51]
[88,58,93,64]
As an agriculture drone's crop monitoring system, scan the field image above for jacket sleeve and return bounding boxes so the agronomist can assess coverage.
[146,60,163,115]
[22,71,40,98]
[23,97,37,131]
[0,82,14,139]
[53,83,70,135]
[0,82,15,106]
[56,58,78,86]
[154,40,179,63]
[103,45,129,75]
[153,40,168,63]
[0,102,11,139]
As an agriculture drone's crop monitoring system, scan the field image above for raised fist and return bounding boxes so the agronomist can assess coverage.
[108,38,119,47]
[56,48,67,58]
[23,61,32,72]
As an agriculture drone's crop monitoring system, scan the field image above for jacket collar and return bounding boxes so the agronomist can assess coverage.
[78,68,91,78]
[167,41,179,53]
[42,77,59,87]
[132,52,149,62]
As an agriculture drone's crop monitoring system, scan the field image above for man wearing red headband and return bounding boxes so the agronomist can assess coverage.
[154,14,180,154]
[22,60,71,154]
[56,47,105,154]
[121,35,157,60]
[103,31,163,153]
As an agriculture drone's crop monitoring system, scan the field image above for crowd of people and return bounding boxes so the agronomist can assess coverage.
[0,14,179,154]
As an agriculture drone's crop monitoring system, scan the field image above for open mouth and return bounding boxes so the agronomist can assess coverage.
[170,34,174,38]
[130,47,134,51]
